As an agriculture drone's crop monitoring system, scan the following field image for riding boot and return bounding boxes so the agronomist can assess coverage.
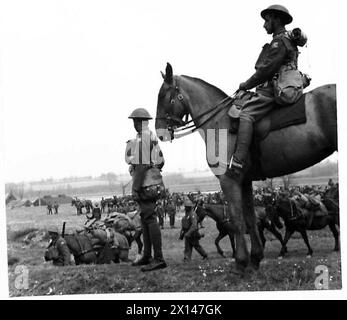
[141,222,167,272]
[229,118,254,172]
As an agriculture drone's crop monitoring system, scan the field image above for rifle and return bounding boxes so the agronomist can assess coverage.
[62,221,66,238]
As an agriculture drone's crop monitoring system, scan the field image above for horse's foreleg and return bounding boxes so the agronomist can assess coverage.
[220,176,249,274]
[215,229,227,257]
[267,224,287,253]
[279,229,294,258]
[228,231,236,260]
[258,225,266,248]
[242,179,264,270]
[135,230,143,254]
[300,230,313,257]
[328,222,340,251]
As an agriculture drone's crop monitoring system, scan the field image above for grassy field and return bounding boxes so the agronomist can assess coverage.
[6,203,342,297]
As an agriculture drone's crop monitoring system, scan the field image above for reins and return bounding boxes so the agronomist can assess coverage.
[156,76,237,139]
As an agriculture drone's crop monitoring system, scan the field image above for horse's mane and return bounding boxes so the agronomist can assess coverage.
[180,75,229,98]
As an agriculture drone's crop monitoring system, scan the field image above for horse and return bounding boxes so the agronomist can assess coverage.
[155,63,337,274]
[195,201,286,259]
[105,210,143,255]
[267,194,339,258]
[71,198,94,215]
[71,198,84,215]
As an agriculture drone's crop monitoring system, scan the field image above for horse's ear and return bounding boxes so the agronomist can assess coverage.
[160,71,165,80]
[164,62,173,83]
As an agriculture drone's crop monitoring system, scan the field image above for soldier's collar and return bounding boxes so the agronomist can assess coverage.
[273,27,287,38]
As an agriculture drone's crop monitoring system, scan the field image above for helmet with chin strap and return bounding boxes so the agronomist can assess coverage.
[261,5,293,25]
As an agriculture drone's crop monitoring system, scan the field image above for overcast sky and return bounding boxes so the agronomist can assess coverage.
[0,0,345,183]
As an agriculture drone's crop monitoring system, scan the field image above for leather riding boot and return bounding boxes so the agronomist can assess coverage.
[230,118,254,171]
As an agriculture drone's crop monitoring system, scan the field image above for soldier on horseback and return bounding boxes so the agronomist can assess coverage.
[125,107,167,271]
[229,5,309,173]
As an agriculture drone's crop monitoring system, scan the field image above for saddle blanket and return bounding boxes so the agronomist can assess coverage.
[229,93,306,141]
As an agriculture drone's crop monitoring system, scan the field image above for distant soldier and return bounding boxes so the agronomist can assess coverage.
[166,200,176,228]
[90,202,102,221]
[155,200,165,229]
[101,197,106,213]
[53,202,59,214]
[45,227,71,266]
[47,202,53,215]
[179,198,208,262]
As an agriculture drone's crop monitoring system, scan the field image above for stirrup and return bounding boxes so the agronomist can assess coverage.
[229,156,243,170]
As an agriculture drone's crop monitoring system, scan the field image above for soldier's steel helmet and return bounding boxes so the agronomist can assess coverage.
[94,202,99,207]
[48,226,60,234]
[184,198,194,207]
[261,5,293,25]
[128,108,153,120]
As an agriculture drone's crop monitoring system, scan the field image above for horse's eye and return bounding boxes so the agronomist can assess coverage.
[178,94,184,101]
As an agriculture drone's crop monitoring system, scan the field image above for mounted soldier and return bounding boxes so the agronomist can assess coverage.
[229,4,309,173]
[125,107,167,271]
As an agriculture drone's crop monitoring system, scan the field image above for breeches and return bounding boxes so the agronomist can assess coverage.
[139,200,163,260]
[239,87,275,123]
[184,237,207,260]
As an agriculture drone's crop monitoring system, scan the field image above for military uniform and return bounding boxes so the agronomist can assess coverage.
[47,228,71,266]
[125,108,167,272]
[230,5,305,172]
[180,199,208,261]
[91,204,102,221]
[166,201,176,228]
[155,201,165,229]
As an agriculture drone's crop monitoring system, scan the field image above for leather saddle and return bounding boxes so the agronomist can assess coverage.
[228,91,307,141]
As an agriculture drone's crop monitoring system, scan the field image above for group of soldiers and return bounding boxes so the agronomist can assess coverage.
[47,202,59,215]
[45,4,337,271]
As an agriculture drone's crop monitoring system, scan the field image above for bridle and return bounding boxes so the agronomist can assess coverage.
[156,76,236,139]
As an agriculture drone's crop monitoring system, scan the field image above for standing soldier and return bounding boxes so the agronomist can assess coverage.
[101,197,106,213]
[125,107,167,272]
[179,198,208,262]
[155,200,165,229]
[53,202,59,215]
[91,202,102,221]
[167,199,176,228]
[47,202,53,215]
[229,5,308,174]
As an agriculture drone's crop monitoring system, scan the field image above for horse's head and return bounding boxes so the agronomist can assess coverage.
[155,63,190,142]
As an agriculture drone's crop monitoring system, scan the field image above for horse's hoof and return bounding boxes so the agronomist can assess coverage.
[278,256,283,260]
[306,255,312,259]
[230,267,245,277]
[231,258,236,262]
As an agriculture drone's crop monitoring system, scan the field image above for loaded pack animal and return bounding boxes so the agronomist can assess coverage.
[155,63,337,274]
[44,225,130,265]
[71,198,93,215]
[105,210,143,255]
[195,200,286,259]
[267,193,339,258]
